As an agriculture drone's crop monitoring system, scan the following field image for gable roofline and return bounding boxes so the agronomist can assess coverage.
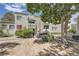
[14,12,28,15]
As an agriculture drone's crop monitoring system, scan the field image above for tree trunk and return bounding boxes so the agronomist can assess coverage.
[77,16,79,34]
[64,19,69,39]
[61,17,68,45]
[61,17,64,38]
[64,12,70,39]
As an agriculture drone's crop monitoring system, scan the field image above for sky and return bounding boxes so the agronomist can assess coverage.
[70,13,79,24]
[0,3,78,24]
[0,3,27,15]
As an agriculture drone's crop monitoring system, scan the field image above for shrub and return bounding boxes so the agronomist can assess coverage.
[48,34,54,42]
[41,30,54,42]
[41,30,51,42]
[42,35,49,42]
[0,29,10,37]
[68,29,76,33]
[15,29,33,38]
[0,29,4,37]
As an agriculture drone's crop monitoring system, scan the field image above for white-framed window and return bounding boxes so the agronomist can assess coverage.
[52,27,57,30]
[9,25,15,29]
[28,19,35,24]
[44,25,49,29]
[17,16,22,20]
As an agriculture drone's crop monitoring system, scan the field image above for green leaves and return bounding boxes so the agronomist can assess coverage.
[1,12,15,23]
[15,29,33,38]
[26,3,79,24]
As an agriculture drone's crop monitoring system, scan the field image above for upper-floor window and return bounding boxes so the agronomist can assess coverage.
[44,25,49,29]
[17,16,22,20]
[52,27,57,30]
[28,19,35,24]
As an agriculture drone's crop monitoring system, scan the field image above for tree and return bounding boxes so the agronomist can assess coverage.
[2,12,15,24]
[77,16,79,33]
[26,3,79,39]
[0,12,15,34]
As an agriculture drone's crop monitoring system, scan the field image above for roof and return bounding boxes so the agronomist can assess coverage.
[14,12,28,15]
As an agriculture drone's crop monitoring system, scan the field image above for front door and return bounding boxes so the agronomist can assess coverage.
[17,25,22,30]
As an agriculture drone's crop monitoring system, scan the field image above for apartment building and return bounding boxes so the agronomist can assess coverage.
[0,12,61,36]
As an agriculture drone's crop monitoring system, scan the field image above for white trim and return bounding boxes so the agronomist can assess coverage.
[14,14,17,33]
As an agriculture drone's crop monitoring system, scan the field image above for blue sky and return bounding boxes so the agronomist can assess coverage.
[0,3,27,16]
[0,3,78,24]
[70,13,79,24]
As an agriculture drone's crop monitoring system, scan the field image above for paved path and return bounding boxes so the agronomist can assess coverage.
[0,37,37,42]
[0,37,51,56]
[0,37,79,56]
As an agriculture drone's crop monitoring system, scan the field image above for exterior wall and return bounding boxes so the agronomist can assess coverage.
[48,24,61,33]
[28,16,44,35]
[49,24,61,36]
[35,17,44,34]
[1,12,62,36]
[14,13,28,30]
[14,13,61,36]
[28,16,36,29]
[10,13,44,35]
[14,14,44,35]
[44,23,61,36]
[2,24,8,34]
[7,24,15,35]
[2,24,15,35]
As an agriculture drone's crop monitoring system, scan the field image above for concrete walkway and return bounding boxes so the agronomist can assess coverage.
[0,37,51,56]
[0,36,37,41]
[0,37,79,56]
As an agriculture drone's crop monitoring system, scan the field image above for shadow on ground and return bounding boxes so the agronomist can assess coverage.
[33,39,45,44]
[38,39,79,56]
[0,42,20,56]
[0,50,9,56]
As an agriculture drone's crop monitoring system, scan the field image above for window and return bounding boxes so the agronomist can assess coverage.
[44,25,49,29]
[17,16,22,20]
[9,25,15,29]
[2,25,7,29]
[28,20,35,24]
[52,27,57,30]
[17,25,22,29]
